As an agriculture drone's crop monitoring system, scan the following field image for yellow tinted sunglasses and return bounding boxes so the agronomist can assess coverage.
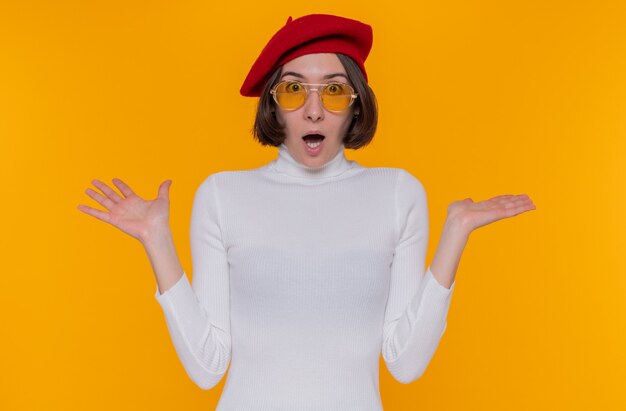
[270,81,358,113]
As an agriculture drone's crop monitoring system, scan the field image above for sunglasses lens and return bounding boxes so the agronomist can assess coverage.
[273,81,306,110]
[321,83,354,112]
[272,82,356,111]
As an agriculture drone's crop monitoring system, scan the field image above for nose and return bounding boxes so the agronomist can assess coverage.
[303,89,324,122]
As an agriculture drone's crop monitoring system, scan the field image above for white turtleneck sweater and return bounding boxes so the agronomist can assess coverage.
[154,143,456,410]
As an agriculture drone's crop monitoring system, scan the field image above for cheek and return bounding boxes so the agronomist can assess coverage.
[340,113,355,131]
[274,110,287,128]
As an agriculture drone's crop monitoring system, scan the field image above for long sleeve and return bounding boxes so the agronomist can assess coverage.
[381,169,456,384]
[154,174,231,390]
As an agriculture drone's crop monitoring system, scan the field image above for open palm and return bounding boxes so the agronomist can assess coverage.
[448,194,537,233]
[77,178,172,243]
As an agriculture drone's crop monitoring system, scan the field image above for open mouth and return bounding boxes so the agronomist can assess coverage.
[302,134,325,149]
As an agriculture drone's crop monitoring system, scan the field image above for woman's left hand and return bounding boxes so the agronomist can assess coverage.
[447,194,537,234]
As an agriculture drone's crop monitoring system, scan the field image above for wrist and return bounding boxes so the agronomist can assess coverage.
[443,215,472,239]
[141,225,173,249]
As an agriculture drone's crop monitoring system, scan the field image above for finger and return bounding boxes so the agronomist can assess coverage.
[112,178,137,198]
[502,200,536,216]
[518,197,535,208]
[491,195,515,204]
[513,198,534,208]
[492,194,531,203]
[91,179,124,203]
[158,180,172,200]
[85,187,116,211]
[77,204,112,224]
[510,203,537,216]
[522,198,537,210]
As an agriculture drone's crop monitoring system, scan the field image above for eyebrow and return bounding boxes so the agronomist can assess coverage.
[280,71,349,81]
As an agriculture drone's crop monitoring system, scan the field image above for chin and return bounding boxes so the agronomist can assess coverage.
[304,156,328,168]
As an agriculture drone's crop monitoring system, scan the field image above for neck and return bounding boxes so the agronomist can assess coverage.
[271,143,356,179]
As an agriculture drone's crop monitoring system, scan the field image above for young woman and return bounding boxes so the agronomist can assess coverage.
[78,14,536,410]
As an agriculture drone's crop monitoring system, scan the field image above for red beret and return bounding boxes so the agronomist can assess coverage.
[240,14,373,97]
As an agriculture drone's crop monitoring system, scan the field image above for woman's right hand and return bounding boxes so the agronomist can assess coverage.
[77,178,173,244]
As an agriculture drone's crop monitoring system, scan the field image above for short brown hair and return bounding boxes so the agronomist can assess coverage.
[252,53,378,149]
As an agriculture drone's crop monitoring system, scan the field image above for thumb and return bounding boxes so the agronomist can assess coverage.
[158,179,172,199]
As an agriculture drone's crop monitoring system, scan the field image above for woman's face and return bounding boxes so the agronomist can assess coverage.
[274,53,357,168]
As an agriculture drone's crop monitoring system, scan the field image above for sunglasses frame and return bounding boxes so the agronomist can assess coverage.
[270,80,359,113]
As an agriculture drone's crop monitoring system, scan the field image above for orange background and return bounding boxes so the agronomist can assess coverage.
[1,1,624,410]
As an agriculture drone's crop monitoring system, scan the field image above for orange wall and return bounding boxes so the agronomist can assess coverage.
[1,1,624,409]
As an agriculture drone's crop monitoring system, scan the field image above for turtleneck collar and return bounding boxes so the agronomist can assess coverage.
[270,142,357,179]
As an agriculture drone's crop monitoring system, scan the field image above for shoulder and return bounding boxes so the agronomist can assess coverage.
[194,170,268,201]
[364,167,426,192]
[390,168,428,211]
[395,168,426,192]
[198,169,258,187]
